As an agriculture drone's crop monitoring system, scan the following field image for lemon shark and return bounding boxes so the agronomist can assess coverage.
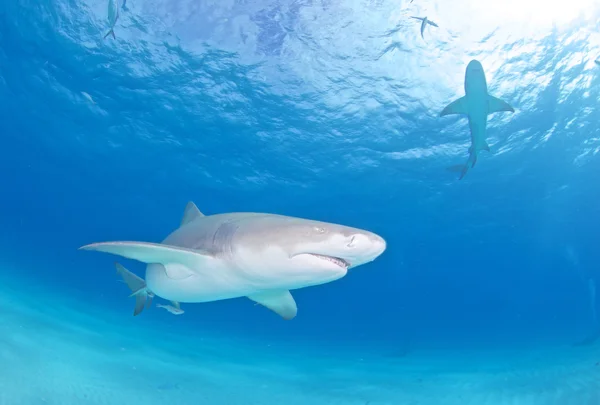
[80,202,387,320]
[441,60,515,179]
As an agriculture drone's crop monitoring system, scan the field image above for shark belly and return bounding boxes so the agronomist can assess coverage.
[145,262,258,303]
[466,94,489,151]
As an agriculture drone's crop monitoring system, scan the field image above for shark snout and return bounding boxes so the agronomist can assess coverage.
[367,232,387,261]
[345,231,386,268]
[372,233,387,255]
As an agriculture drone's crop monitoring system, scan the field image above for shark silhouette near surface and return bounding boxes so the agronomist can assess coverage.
[411,16,438,39]
[440,60,515,179]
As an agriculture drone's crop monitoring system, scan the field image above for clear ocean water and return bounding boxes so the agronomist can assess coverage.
[2,0,600,404]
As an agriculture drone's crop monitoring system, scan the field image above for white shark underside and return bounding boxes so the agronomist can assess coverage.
[80,202,386,320]
[441,59,515,179]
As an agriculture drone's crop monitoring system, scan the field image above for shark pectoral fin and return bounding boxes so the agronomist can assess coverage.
[487,95,514,114]
[180,201,204,227]
[440,96,469,116]
[248,290,298,320]
[80,241,211,269]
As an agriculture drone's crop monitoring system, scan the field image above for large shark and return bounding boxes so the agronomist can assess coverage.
[440,59,515,179]
[80,202,387,320]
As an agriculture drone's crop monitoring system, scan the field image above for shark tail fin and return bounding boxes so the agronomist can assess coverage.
[446,154,476,180]
[115,262,150,316]
[103,29,115,40]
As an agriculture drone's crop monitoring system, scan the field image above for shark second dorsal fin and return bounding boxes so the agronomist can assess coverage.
[180,201,204,227]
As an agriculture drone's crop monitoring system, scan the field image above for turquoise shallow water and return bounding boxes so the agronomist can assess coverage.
[2,271,600,404]
[3,0,600,403]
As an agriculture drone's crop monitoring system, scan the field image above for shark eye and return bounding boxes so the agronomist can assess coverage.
[347,235,356,247]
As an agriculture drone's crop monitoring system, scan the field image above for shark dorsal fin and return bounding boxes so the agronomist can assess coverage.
[180,201,204,226]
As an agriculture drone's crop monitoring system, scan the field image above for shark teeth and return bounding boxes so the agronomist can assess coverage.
[310,254,350,269]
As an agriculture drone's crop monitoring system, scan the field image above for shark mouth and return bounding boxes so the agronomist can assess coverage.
[308,254,350,269]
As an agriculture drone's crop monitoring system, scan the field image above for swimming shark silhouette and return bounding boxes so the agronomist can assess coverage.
[103,0,119,40]
[440,60,515,179]
[80,202,386,320]
[411,16,438,39]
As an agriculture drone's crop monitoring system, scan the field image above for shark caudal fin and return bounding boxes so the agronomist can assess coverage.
[115,262,153,316]
[446,164,469,180]
[446,149,479,180]
[103,29,115,40]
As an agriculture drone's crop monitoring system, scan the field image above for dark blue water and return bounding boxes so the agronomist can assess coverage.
[2,1,600,404]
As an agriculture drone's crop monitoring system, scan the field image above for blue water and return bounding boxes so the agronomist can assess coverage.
[2,0,600,404]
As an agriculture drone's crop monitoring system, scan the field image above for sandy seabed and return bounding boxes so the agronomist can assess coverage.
[0,277,599,405]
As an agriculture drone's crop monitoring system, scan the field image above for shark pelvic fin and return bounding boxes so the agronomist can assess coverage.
[440,96,469,116]
[487,95,514,114]
[180,201,204,227]
[248,290,298,320]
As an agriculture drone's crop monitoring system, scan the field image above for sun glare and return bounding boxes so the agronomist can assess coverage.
[463,0,596,26]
